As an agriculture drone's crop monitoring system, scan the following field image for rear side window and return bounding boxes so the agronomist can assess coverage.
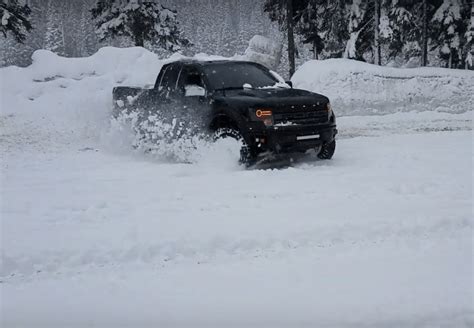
[159,64,181,93]
[155,65,169,90]
[177,66,206,92]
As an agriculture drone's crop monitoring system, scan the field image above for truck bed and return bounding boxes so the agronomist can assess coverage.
[112,86,151,117]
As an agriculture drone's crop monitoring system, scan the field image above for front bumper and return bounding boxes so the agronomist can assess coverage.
[246,122,338,154]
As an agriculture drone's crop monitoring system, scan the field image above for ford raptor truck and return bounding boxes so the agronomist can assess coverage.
[112,60,337,165]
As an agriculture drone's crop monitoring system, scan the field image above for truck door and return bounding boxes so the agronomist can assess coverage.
[158,63,182,101]
[156,63,208,135]
[174,65,211,131]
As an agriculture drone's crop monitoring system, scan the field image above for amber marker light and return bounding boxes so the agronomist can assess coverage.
[255,109,273,118]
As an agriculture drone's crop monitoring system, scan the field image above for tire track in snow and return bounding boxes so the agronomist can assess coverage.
[2,216,471,283]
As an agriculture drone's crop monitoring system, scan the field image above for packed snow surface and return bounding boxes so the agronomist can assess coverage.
[1,48,473,327]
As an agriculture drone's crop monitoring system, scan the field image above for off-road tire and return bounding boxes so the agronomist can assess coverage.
[213,128,254,165]
[317,140,336,160]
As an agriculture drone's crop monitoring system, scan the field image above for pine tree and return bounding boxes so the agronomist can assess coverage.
[263,0,308,76]
[44,0,66,56]
[432,0,464,68]
[1,0,47,67]
[374,0,381,65]
[77,0,98,56]
[421,0,428,66]
[386,1,423,64]
[322,0,348,58]
[464,1,473,68]
[295,0,348,59]
[344,0,371,60]
[27,0,48,51]
[91,0,189,51]
[0,0,32,43]
[296,0,323,59]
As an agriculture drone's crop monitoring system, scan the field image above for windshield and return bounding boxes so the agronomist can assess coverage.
[203,62,279,90]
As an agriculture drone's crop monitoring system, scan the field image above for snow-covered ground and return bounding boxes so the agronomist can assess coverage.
[1,48,473,327]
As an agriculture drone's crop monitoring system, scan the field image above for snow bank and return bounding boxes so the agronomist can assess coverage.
[1,47,166,118]
[1,47,178,154]
[1,48,472,156]
[292,59,474,116]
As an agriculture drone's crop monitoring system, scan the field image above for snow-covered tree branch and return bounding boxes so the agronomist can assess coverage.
[91,0,190,51]
[0,0,32,43]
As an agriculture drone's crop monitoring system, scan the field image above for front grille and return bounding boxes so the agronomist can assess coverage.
[273,110,328,125]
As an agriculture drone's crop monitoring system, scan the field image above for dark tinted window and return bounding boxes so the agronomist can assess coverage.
[202,62,278,90]
[155,65,168,89]
[177,66,205,91]
[159,63,181,92]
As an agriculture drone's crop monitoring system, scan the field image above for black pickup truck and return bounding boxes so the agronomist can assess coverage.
[113,60,337,164]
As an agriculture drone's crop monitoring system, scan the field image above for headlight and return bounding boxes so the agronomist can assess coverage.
[326,102,333,120]
[249,108,274,126]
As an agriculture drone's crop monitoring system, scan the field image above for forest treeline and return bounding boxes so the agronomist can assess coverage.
[1,0,472,72]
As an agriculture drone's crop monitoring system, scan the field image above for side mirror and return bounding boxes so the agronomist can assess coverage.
[285,81,293,88]
[185,85,206,97]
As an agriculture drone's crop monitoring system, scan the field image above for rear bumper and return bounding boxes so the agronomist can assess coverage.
[246,123,338,154]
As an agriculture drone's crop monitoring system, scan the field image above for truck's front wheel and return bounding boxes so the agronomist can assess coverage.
[213,128,254,165]
[317,140,336,160]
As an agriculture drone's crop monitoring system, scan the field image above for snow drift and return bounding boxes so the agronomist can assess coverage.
[292,59,474,116]
[1,47,164,148]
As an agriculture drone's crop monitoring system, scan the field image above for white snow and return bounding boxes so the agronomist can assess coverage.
[1,11,11,26]
[378,14,392,38]
[292,58,474,116]
[244,35,282,70]
[1,48,473,327]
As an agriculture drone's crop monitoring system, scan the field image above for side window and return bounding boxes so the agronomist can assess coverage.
[155,65,169,91]
[159,64,181,96]
[177,66,205,94]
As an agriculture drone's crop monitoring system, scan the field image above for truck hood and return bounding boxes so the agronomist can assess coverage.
[214,87,329,110]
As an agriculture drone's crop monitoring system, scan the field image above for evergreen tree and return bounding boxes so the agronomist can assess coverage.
[373,0,380,64]
[91,0,190,51]
[263,0,308,28]
[464,1,473,68]
[432,0,464,68]
[44,0,66,56]
[1,0,471,69]
[295,0,348,59]
[27,0,48,51]
[421,0,428,65]
[387,0,420,62]
[344,0,371,60]
[1,0,46,66]
[296,0,323,59]
[0,0,32,43]
[77,0,98,56]
[320,0,349,58]
[264,0,308,76]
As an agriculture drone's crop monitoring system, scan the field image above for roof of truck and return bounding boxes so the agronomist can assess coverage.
[164,59,263,67]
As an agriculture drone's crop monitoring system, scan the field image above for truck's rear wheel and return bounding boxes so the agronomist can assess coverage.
[213,128,254,165]
[317,140,336,159]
